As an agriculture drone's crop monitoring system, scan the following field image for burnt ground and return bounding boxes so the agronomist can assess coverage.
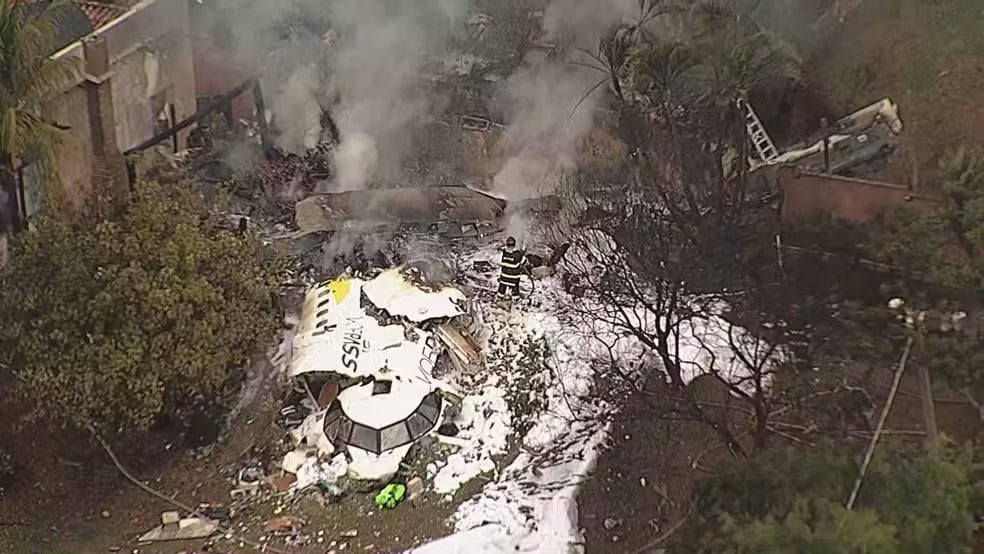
[578,393,719,554]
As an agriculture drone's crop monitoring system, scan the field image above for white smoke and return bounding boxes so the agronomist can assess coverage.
[333,132,379,192]
[492,52,598,201]
[542,0,637,48]
[489,0,638,250]
[490,0,637,202]
[206,0,469,189]
[270,66,324,154]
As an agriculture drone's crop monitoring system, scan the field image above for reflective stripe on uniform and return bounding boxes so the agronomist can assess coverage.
[499,274,521,285]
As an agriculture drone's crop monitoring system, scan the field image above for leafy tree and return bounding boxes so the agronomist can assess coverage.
[0,182,283,438]
[875,147,984,290]
[0,0,79,230]
[866,147,984,423]
[680,446,979,553]
[725,499,899,553]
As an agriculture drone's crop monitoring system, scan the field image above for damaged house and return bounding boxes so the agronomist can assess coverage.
[289,262,485,481]
[8,0,197,226]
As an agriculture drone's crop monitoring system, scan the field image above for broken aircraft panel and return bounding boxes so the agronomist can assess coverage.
[289,267,484,481]
[295,186,507,235]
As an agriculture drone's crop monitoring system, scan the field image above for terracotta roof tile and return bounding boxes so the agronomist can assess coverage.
[75,1,128,30]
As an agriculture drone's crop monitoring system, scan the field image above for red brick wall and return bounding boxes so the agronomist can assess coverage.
[778,166,937,224]
[192,39,254,121]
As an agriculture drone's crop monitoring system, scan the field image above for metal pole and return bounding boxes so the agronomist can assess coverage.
[821,117,831,174]
[169,103,179,153]
[252,80,272,150]
[775,233,785,278]
[917,359,939,446]
[846,336,913,510]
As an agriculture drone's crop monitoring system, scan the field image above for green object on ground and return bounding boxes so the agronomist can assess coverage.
[375,483,407,509]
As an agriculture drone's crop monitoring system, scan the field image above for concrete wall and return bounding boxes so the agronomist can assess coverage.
[778,166,937,224]
[192,39,255,122]
[48,86,95,214]
[104,0,195,151]
[110,32,196,151]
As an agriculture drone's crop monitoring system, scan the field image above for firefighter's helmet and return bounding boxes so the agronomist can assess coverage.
[505,236,517,247]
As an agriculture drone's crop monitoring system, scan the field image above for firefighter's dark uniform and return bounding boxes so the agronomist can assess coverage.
[498,246,526,296]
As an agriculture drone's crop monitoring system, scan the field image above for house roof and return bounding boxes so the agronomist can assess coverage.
[75,1,128,29]
[17,0,93,50]
[14,0,130,52]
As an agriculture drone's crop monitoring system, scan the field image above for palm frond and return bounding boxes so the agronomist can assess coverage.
[0,0,77,180]
[24,57,80,104]
[634,40,699,94]
[569,77,609,123]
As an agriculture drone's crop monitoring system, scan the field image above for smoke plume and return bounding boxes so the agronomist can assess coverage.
[490,0,637,247]
[490,0,636,203]
[207,0,469,190]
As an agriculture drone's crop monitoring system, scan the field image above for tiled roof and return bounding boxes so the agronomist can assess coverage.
[15,0,93,50]
[75,1,128,30]
[14,1,130,33]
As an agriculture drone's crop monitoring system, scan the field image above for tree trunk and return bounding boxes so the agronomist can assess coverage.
[753,400,769,450]
[0,153,21,234]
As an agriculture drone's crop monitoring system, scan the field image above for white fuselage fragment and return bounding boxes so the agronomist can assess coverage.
[289,269,477,481]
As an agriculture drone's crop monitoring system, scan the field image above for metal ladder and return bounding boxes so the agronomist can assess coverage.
[737,97,779,165]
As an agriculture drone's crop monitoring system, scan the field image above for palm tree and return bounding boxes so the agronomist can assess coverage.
[634,40,699,120]
[0,0,78,231]
[570,24,635,108]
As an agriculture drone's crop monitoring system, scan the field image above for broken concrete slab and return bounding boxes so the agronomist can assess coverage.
[138,517,219,542]
[282,450,311,474]
[160,511,181,526]
[407,476,424,501]
[458,115,502,132]
[295,186,506,235]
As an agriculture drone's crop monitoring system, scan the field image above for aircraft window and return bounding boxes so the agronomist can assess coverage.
[417,393,441,424]
[350,423,379,453]
[336,417,353,443]
[406,412,434,439]
[372,381,393,395]
[380,422,411,451]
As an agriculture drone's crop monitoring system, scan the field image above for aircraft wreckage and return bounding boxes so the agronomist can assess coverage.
[294,185,561,238]
[288,261,485,481]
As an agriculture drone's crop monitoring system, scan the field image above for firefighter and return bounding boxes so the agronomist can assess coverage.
[498,236,526,297]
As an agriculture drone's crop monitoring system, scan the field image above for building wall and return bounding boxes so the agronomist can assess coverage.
[105,0,195,152]
[778,166,937,224]
[41,0,195,219]
[47,86,95,215]
[110,32,196,151]
[192,39,255,122]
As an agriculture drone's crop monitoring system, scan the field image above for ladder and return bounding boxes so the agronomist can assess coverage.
[737,97,779,165]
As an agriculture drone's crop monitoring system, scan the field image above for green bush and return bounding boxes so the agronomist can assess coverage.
[681,446,978,554]
[0,182,284,438]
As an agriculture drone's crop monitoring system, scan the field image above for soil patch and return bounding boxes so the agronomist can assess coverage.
[578,381,739,554]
